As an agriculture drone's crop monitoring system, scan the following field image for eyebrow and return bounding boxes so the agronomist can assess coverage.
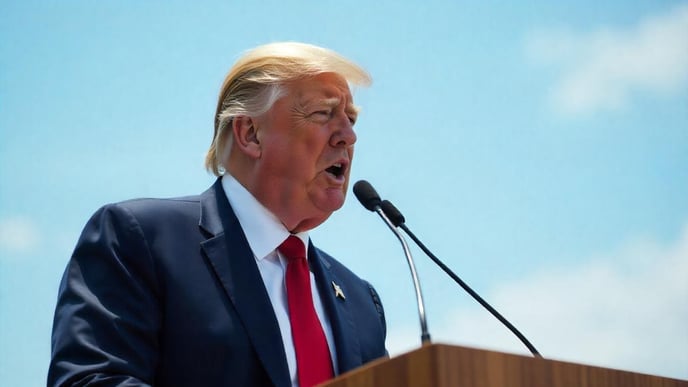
[317,97,361,117]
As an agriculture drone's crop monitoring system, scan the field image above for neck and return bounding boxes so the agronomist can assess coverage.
[227,166,328,233]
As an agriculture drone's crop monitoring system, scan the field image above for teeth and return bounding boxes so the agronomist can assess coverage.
[333,163,342,168]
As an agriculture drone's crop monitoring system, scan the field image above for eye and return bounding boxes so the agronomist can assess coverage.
[348,115,357,125]
[312,110,331,117]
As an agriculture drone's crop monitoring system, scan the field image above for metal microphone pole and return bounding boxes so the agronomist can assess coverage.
[374,206,431,344]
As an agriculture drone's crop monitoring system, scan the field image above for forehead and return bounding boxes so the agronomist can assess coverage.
[287,73,354,105]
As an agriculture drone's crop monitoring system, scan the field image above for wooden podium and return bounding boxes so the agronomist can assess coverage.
[321,343,687,387]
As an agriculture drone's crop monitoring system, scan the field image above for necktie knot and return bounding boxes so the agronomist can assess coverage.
[278,235,306,262]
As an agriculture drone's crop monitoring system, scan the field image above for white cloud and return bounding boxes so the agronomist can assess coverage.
[0,216,41,256]
[387,225,688,380]
[526,4,688,115]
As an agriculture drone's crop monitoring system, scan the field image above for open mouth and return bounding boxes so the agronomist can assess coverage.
[325,163,346,179]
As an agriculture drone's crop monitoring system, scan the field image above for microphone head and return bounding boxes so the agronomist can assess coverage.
[381,199,406,226]
[353,180,382,211]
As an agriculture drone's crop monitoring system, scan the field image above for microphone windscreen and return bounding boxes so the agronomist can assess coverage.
[381,200,405,226]
[353,180,381,211]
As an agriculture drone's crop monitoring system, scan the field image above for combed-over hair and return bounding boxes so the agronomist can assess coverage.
[205,42,372,176]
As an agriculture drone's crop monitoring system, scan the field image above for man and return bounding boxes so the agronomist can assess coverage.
[49,42,387,387]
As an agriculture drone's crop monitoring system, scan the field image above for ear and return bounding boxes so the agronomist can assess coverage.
[231,116,261,159]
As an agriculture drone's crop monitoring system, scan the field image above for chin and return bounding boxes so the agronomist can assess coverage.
[320,199,345,213]
[313,192,346,213]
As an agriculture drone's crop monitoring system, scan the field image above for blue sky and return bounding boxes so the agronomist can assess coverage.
[1,1,687,384]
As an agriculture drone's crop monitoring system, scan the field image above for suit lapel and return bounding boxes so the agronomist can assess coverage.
[198,180,291,387]
[308,243,363,374]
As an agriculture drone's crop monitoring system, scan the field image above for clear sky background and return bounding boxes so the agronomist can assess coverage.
[1,1,687,385]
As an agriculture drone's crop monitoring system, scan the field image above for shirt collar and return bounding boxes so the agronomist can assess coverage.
[221,174,309,260]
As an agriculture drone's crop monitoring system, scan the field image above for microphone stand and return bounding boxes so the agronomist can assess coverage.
[374,206,431,344]
[380,200,542,358]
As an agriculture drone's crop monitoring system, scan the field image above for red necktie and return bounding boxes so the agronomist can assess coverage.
[278,236,334,387]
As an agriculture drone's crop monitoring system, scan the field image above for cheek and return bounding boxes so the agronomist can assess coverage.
[262,136,310,173]
[292,131,328,161]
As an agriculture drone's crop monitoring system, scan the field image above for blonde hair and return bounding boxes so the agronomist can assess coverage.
[205,42,372,175]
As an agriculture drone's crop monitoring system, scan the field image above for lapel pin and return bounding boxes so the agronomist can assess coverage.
[332,281,345,300]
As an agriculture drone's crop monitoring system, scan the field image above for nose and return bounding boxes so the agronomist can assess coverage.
[330,114,357,147]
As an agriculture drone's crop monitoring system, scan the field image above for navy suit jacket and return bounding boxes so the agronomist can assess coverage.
[49,180,387,386]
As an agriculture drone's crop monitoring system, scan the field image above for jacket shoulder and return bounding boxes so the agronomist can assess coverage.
[94,195,201,225]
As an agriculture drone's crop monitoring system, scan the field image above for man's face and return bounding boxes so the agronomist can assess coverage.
[252,72,359,232]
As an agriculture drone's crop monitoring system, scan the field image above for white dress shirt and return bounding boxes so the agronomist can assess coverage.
[221,174,339,386]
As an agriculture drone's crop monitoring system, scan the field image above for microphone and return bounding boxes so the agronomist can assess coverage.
[378,197,542,358]
[353,180,431,344]
[380,200,404,226]
[352,180,382,211]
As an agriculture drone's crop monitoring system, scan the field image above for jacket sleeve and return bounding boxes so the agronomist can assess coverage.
[48,203,161,386]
